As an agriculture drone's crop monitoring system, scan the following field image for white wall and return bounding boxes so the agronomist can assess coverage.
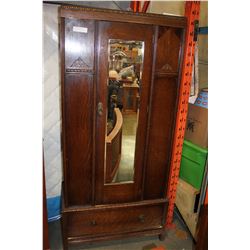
[43,3,62,200]
[149,1,208,26]
[149,1,185,16]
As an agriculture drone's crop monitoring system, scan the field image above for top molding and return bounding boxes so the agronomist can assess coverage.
[60,5,187,28]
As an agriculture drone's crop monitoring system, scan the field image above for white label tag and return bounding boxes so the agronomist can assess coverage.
[73,26,88,33]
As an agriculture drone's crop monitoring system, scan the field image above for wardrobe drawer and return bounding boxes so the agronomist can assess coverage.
[67,204,164,237]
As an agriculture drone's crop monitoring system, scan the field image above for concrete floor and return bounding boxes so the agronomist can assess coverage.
[48,211,194,250]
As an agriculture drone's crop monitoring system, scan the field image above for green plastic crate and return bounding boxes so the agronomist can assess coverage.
[179,140,208,190]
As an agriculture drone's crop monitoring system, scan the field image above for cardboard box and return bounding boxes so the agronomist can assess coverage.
[175,178,200,239]
[182,211,198,239]
[185,103,208,149]
[175,178,200,214]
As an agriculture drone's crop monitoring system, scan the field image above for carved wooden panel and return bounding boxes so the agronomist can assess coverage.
[155,27,182,73]
[65,19,95,73]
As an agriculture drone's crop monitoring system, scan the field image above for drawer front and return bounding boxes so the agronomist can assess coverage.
[67,204,164,237]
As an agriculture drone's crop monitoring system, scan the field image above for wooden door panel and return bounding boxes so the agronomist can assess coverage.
[64,74,93,205]
[95,21,154,204]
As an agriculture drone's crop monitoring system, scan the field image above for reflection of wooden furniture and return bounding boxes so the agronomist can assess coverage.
[120,79,133,84]
[122,84,139,113]
[60,5,185,249]
[106,108,123,183]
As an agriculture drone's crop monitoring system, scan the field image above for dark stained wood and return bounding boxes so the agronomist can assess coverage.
[155,27,182,73]
[91,20,99,206]
[61,17,96,206]
[95,21,154,204]
[195,204,208,250]
[94,20,106,204]
[60,5,186,249]
[141,25,158,200]
[67,228,164,245]
[63,198,168,213]
[159,231,167,241]
[67,204,164,237]
[102,183,135,204]
[64,74,93,205]
[60,184,68,250]
[61,212,68,250]
[127,21,154,202]
[144,77,179,199]
[43,156,50,250]
[64,19,95,72]
[155,72,179,78]
[143,26,184,200]
[60,17,69,206]
[60,5,186,28]
[61,193,168,247]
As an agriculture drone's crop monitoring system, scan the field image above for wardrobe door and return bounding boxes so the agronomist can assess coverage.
[61,18,96,206]
[95,21,154,204]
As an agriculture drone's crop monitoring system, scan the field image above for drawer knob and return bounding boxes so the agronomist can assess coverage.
[91,220,97,226]
[138,214,145,223]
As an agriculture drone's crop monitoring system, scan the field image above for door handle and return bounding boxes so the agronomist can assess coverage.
[97,102,103,116]
[138,214,145,223]
[91,220,97,226]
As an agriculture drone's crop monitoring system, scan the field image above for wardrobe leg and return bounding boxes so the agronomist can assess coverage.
[61,214,68,250]
[159,230,167,241]
[62,235,68,250]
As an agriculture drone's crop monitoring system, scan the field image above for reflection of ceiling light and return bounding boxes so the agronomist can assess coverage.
[52,31,58,42]
[162,12,182,17]
[65,40,85,54]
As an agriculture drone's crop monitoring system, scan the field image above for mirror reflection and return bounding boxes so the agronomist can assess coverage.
[105,39,144,184]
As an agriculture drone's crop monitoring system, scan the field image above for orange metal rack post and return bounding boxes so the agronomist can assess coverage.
[130,1,140,12]
[130,1,150,13]
[166,1,201,228]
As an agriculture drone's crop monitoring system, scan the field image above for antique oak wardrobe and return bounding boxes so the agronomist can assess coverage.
[60,5,186,249]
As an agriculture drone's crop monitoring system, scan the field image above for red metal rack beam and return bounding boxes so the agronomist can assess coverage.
[137,1,141,12]
[130,1,139,12]
[130,1,150,13]
[166,1,200,228]
[141,1,150,13]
